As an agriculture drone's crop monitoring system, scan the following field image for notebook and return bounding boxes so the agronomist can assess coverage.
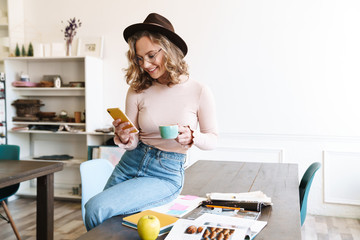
[122,210,179,236]
[150,195,206,218]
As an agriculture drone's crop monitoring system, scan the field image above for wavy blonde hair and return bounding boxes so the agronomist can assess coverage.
[124,31,189,92]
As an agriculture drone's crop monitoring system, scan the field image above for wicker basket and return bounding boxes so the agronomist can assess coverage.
[12,99,44,117]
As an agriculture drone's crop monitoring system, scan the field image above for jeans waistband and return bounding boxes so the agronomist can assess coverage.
[138,141,186,161]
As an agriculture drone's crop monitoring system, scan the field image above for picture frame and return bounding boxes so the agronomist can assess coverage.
[77,36,104,58]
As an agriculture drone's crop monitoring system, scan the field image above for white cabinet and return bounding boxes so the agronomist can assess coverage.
[5,56,112,200]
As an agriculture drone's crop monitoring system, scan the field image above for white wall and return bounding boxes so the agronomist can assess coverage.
[10,0,360,218]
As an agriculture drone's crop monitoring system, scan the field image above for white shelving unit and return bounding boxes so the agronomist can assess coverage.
[5,56,112,200]
[0,0,10,72]
[0,73,6,144]
[12,87,85,96]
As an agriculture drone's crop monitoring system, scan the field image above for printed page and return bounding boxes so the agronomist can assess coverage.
[195,213,255,229]
[196,213,266,239]
[165,218,250,240]
[185,206,260,221]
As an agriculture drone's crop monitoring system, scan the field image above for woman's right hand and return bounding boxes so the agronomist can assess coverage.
[113,119,136,145]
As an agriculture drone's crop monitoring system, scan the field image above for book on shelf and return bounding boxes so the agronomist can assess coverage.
[88,145,125,166]
[87,145,98,160]
[122,210,179,236]
[150,195,206,218]
[165,213,267,240]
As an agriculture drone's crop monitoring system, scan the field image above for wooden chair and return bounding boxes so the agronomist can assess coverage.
[0,144,21,240]
[299,162,321,226]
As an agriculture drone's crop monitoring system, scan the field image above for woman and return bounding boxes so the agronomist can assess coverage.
[85,13,218,230]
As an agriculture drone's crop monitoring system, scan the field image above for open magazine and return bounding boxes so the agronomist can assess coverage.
[165,213,267,240]
[184,206,261,221]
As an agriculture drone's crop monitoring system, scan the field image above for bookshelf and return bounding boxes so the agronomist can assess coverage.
[5,56,113,199]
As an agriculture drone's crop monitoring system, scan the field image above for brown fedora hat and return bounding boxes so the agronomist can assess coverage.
[123,13,188,56]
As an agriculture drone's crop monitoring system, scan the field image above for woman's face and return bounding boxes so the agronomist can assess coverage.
[135,36,167,81]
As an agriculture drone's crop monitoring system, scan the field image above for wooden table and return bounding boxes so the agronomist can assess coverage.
[77,160,301,240]
[0,160,64,240]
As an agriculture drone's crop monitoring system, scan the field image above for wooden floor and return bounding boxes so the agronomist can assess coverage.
[0,198,359,240]
[0,198,86,240]
[301,214,360,240]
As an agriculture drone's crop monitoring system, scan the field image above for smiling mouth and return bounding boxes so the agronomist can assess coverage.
[147,67,157,73]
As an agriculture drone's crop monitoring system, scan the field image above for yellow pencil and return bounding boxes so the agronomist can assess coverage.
[204,204,243,211]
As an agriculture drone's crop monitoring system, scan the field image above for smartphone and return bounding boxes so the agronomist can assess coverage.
[107,108,139,134]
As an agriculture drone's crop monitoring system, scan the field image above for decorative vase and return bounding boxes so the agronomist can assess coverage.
[66,40,72,56]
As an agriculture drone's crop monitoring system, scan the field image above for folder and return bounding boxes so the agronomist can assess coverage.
[122,210,179,236]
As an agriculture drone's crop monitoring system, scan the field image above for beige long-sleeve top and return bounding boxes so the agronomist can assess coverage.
[119,77,218,154]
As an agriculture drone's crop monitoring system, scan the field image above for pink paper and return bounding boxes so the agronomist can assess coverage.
[181,195,198,200]
[170,203,188,211]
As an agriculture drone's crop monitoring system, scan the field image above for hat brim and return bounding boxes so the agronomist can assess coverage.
[123,23,188,57]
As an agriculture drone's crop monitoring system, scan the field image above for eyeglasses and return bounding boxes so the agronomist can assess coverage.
[134,49,162,66]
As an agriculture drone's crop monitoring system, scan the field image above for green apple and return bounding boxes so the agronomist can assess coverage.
[137,215,160,240]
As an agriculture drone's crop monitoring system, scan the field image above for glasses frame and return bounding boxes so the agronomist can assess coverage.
[134,48,162,66]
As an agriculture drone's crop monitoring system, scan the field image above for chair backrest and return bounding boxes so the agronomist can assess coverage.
[0,145,20,201]
[0,145,20,160]
[80,159,114,223]
[299,162,321,226]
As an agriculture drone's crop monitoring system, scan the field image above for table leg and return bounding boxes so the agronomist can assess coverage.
[37,173,54,240]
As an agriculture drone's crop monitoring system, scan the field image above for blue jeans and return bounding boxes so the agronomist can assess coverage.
[84,142,186,231]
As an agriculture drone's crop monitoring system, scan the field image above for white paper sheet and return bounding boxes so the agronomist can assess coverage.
[165,218,251,240]
[207,191,272,205]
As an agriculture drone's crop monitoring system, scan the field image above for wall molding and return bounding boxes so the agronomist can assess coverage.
[219,132,360,142]
[189,146,283,164]
[323,150,360,206]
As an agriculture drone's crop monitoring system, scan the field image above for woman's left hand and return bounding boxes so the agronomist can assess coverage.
[176,125,193,146]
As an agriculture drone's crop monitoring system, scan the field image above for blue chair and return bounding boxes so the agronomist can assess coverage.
[299,162,321,226]
[0,144,21,240]
[80,159,114,224]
